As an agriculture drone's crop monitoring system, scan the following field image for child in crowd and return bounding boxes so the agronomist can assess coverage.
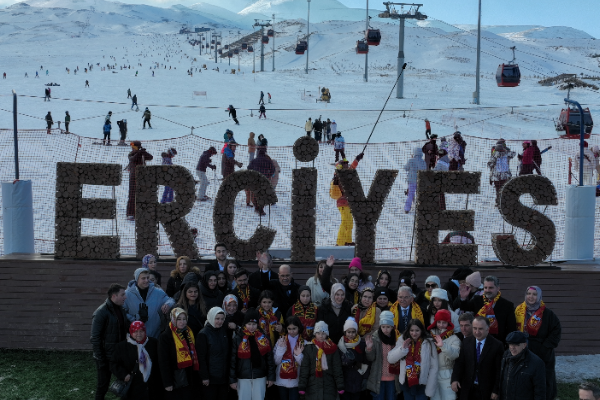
[428,310,461,400]
[365,310,400,400]
[339,318,369,400]
[287,285,318,340]
[274,316,305,400]
[257,290,284,347]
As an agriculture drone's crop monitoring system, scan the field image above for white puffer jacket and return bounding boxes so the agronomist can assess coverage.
[429,329,461,400]
[388,337,439,397]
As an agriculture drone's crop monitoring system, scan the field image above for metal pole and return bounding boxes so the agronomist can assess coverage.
[261,27,265,72]
[564,98,586,186]
[397,17,405,98]
[12,90,19,180]
[474,0,481,105]
[272,14,276,71]
[306,0,310,74]
[364,0,368,82]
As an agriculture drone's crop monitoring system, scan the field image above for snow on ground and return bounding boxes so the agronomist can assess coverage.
[557,355,600,382]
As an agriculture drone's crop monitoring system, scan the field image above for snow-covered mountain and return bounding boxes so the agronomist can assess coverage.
[455,24,595,40]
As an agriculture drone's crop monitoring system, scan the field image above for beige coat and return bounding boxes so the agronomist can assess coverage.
[388,337,439,397]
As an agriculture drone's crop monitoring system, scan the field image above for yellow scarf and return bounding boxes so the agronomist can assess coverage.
[169,322,199,370]
[477,291,502,334]
[515,301,546,336]
[425,291,431,301]
[391,301,424,328]
[356,303,377,336]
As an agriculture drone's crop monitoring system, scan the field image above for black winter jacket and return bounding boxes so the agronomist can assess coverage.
[157,327,200,389]
[340,340,369,393]
[90,299,129,363]
[316,298,353,344]
[229,328,276,383]
[499,348,546,400]
[198,323,230,384]
[110,338,162,400]
[459,295,517,345]
[258,274,300,316]
[199,279,225,311]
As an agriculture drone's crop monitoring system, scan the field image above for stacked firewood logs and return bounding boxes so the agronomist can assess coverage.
[415,170,481,266]
[55,162,121,259]
[213,170,278,260]
[293,136,320,162]
[492,175,558,266]
[291,168,317,261]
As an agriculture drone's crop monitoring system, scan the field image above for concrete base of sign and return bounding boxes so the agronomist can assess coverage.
[564,185,596,260]
[268,246,356,260]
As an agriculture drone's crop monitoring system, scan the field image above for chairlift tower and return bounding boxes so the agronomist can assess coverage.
[379,2,427,98]
[253,20,272,72]
[213,32,221,64]
[272,14,276,71]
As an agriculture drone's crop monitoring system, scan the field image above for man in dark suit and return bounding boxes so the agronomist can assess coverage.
[248,251,278,290]
[456,312,474,342]
[255,261,299,316]
[452,316,504,400]
[457,275,516,346]
[231,269,261,312]
[204,242,228,272]
[392,286,426,333]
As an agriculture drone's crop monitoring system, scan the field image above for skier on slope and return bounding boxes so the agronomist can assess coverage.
[259,91,265,105]
[103,120,112,146]
[259,104,266,119]
[131,94,139,111]
[45,111,53,133]
[142,108,152,129]
[228,105,239,125]
[127,88,132,99]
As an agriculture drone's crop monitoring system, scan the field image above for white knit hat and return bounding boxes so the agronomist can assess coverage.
[343,318,358,332]
[431,288,449,301]
[315,321,329,335]
[380,311,395,327]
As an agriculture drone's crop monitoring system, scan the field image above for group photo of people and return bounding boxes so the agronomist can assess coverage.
[91,244,566,400]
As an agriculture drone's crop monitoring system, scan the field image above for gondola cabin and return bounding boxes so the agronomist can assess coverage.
[227,51,233,58]
[267,29,274,37]
[224,44,229,50]
[248,45,254,53]
[356,40,369,54]
[299,40,308,50]
[262,35,269,44]
[233,48,240,55]
[295,43,306,55]
[557,107,594,139]
[211,39,215,44]
[366,29,381,46]
[217,41,221,46]
[496,63,521,87]
[218,49,223,55]
[242,43,248,50]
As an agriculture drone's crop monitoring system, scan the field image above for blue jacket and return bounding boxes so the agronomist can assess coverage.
[123,282,175,339]
[103,123,111,133]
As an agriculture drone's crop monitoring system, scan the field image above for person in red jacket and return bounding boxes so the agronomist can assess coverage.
[518,141,535,175]
[425,118,432,139]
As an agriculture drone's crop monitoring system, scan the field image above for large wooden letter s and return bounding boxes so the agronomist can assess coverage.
[492,175,558,266]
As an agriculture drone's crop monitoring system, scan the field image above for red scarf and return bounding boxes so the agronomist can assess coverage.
[169,322,199,371]
[292,301,317,340]
[312,339,337,377]
[432,330,454,354]
[259,307,280,345]
[405,338,423,387]
[237,328,272,359]
[238,286,250,311]
[477,292,501,335]
[515,302,546,336]
[279,335,300,379]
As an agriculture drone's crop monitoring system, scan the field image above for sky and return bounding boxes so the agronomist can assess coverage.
[340,0,599,39]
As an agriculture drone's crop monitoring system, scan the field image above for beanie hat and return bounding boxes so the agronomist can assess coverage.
[380,311,395,327]
[452,268,474,282]
[314,321,329,335]
[243,308,260,325]
[343,318,358,332]
[349,257,363,271]
[431,288,449,301]
[134,267,149,282]
[427,309,454,331]
[425,275,441,288]
[466,271,482,289]
[374,287,389,300]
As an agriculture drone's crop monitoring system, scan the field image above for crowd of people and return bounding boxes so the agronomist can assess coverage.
[92,248,565,400]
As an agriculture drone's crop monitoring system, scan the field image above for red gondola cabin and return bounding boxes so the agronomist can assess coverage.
[356,40,369,54]
[557,107,594,139]
[366,29,381,46]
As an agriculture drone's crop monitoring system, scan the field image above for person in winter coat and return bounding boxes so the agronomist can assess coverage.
[574,140,598,185]
[141,254,161,286]
[248,132,257,162]
[228,105,239,125]
[158,308,201,399]
[248,148,276,215]
[117,119,127,144]
[200,271,226,311]
[257,290,285,346]
[352,287,381,338]
[127,88,132,99]
[160,148,177,203]
[175,282,207,337]
[399,270,422,296]
[196,146,217,201]
[305,118,314,137]
[110,321,163,400]
[314,118,323,142]
[124,268,175,339]
[518,141,535,175]
[428,310,461,400]
[305,256,336,307]
[91,284,130,400]
[365,311,400,400]
[166,256,196,298]
[422,288,459,330]
[298,321,345,399]
[330,154,364,246]
[230,309,276,400]
[514,286,561,400]
[142,108,152,129]
[223,140,243,178]
[259,91,265,105]
[374,287,392,311]
[64,111,71,133]
[344,273,360,305]
[425,119,432,138]
[223,294,244,336]
[448,132,466,171]
[44,87,51,101]
[232,268,262,312]
[287,285,318,340]
[488,143,516,206]
[102,120,112,145]
[257,134,268,148]
[270,156,281,189]
[442,268,473,307]
[531,140,543,175]
[422,135,439,170]
[498,331,546,400]
[45,111,53,130]
[325,119,332,143]
[274,316,305,400]
[259,104,267,119]
[404,146,427,213]
[198,307,230,399]
[339,318,370,400]
[330,120,338,138]
[126,141,153,220]
[388,319,439,400]
[105,111,113,124]
[131,94,139,111]
[415,275,441,311]
[391,286,425,338]
[316,283,353,344]
[334,132,346,162]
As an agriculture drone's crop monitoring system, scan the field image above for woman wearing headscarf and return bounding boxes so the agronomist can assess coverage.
[288,285,318,340]
[351,287,381,338]
[142,254,162,286]
[110,321,162,400]
[514,286,561,400]
[200,270,226,311]
[316,283,353,343]
[175,282,207,337]
[216,271,229,295]
[223,294,244,337]
[305,256,337,306]
[198,307,230,399]
[158,308,200,399]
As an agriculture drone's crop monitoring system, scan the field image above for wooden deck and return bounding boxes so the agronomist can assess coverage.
[0,255,598,355]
